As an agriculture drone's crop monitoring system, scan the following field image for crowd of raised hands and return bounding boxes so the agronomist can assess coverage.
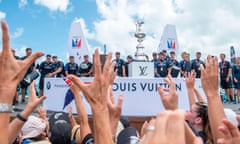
[1,20,240,144]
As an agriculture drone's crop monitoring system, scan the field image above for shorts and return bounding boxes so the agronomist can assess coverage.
[234,82,240,89]
[220,78,232,89]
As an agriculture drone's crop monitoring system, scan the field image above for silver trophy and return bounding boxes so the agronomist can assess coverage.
[134,21,146,61]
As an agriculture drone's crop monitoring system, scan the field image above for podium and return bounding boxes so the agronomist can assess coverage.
[128,61,154,78]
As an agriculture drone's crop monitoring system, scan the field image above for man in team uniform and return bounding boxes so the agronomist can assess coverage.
[151,52,158,63]
[169,51,180,78]
[113,52,126,77]
[65,56,79,76]
[39,54,55,96]
[79,55,93,77]
[180,53,191,77]
[50,56,65,78]
[219,53,235,102]
[191,52,205,78]
[154,52,172,78]
[125,55,133,77]
[21,48,36,103]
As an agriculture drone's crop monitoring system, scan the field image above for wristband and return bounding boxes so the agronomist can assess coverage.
[0,103,13,113]
[17,113,28,122]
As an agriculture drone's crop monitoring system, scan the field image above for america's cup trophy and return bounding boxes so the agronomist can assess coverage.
[134,21,146,61]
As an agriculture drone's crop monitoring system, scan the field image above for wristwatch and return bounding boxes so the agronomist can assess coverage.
[0,104,13,113]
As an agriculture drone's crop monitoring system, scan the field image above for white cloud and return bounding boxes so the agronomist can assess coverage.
[14,46,28,57]
[34,0,70,12]
[0,11,6,19]
[18,0,28,8]
[11,27,24,39]
[91,0,240,60]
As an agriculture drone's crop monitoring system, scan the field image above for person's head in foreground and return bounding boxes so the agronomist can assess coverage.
[185,102,213,144]
[21,115,50,143]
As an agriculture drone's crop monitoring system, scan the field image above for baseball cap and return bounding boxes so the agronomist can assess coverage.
[117,127,140,144]
[21,115,46,139]
[49,112,72,144]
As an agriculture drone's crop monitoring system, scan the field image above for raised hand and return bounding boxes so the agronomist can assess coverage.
[140,110,186,144]
[217,116,240,144]
[200,55,219,97]
[67,49,115,110]
[107,86,123,136]
[157,75,178,110]
[0,21,44,104]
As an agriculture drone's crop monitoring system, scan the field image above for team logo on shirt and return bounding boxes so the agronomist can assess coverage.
[167,39,176,49]
[72,37,81,48]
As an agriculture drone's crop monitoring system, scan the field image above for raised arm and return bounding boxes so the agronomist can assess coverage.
[0,21,43,144]
[194,87,206,103]
[200,56,226,143]
[8,82,46,143]
[67,49,115,144]
[68,78,92,142]
[185,71,197,108]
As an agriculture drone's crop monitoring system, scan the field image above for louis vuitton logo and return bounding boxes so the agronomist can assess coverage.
[139,66,148,76]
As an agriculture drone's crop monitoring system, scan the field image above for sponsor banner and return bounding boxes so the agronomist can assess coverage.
[68,20,90,64]
[43,78,205,116]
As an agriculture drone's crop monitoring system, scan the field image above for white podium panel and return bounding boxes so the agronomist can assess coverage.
[128,62,154,78]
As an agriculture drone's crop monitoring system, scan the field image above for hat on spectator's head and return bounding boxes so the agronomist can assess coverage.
[21,116,46,139]
[224,108,238,126]
[116,51,120,55]
[49,112,71,144]
[71,125,81,144]
[117,127,139,144]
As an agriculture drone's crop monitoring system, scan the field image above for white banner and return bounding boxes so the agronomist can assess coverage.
[68,20,90,64]
[43,78,205,116]
[158,24,179,54]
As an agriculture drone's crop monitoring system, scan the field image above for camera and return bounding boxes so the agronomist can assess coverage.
[21,71,40,87]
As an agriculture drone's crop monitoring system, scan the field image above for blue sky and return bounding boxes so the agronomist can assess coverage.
[0,0,100,62]
[1,0,240,63]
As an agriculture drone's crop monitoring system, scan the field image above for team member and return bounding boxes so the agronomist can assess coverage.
[65,56,79,76]
[21,48,36,103]
[219,53,234,102]
[50,56,65,78]
[232,57,240,103]
[151,52,158,63]
[39,54,55,96]
[191,52,205,78]
[180,53,191,77]
[169,51,180,78]
[79,55,93,77]
[154,52,172,77]
[125,55,133,77]
[113,52,126,77]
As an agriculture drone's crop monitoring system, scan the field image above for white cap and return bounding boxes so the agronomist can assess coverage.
[21,115,46,139]
[224,108,238,126]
